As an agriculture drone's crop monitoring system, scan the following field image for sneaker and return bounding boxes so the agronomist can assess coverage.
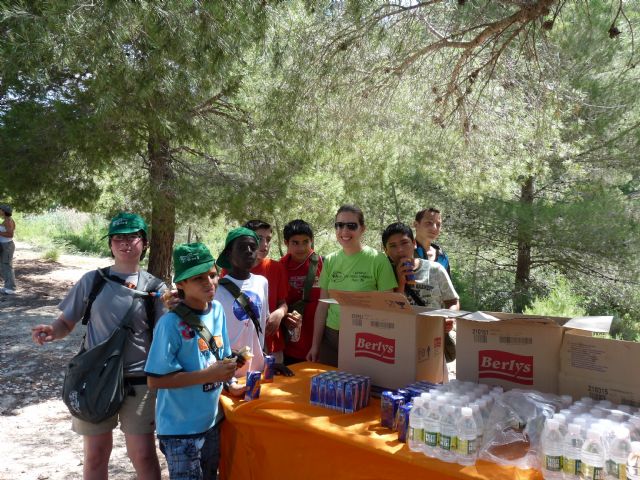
[0,288,15,295]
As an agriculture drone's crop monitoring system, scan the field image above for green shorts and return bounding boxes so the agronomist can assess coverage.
[72,385,156,436]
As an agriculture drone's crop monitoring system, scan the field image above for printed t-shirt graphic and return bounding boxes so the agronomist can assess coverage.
[213,273,269,376]
[319,246,397,331]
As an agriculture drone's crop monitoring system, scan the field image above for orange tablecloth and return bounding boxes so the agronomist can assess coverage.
[219,362,542,480]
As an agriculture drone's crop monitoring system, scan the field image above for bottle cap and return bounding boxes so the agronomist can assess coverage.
[568,423,581,435]
[546,419,559,430]
[615,426,630,439]
[461,407,472,417]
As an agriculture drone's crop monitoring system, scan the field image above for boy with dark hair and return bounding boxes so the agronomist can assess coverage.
[145,242,238,480]
[215,227,269,377]
[242,219,289,364]
[383,222,459,375]
[414,208,451,277]
[279,219,323,364]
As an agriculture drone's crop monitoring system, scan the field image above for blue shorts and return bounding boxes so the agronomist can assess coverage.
[159,425,221,480]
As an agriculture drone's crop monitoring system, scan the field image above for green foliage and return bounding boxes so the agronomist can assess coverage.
[524,277,587,318]
[43,248,60,263]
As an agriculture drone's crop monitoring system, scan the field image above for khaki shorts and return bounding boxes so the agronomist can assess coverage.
[72,385,156,436]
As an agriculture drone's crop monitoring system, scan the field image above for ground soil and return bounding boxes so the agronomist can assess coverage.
[0,242,169,480]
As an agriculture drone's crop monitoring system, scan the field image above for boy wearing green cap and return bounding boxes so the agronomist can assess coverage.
[214,227,269,377]
[145,243,237,480]
[32,212,165,480]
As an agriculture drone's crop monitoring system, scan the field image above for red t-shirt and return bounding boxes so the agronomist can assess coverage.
[250,258,289,354]
[279,252,323,361]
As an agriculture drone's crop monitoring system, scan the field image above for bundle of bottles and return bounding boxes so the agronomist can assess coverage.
[381,379,505,466]
[540,397,640,480]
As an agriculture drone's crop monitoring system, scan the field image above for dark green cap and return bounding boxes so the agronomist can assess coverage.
[107,212,148,237]
[216,227,260,270]
[173,242,215,284]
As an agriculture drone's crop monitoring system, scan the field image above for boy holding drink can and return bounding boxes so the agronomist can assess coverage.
[382,223,459,374]
[145,243,243,480]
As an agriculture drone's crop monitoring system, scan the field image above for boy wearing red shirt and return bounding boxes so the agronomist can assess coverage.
[243,220,289,363]
[279,219,323,365]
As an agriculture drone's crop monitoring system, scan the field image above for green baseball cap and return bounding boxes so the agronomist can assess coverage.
[173,242,216,284]
[106,212,148,237]
[216,227,260,270]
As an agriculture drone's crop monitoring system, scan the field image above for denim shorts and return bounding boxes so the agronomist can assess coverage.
[159,424,221,480]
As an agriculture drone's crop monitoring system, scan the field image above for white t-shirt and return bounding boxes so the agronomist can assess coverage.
[407,259,458,308]
[0,224,10,243]
[214,273,269,376]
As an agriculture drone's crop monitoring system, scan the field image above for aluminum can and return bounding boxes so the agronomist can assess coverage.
[244,371,262,401]
[262,355,275,383]
[397,403,413,443]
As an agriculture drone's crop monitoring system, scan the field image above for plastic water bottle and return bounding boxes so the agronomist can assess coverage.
[629,417,640,442]
[423,399,441,458]
[606,426,630,480]
[581,428,606,480]
[627,441,640,480]
[438,405,458,463]
[541,419,564,479]
[408,397,426,452]
[564,423,584,480]
[469,403,485,448]
[457,407,479,466]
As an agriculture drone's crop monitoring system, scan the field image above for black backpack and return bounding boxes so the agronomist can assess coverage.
[62,268,163,424]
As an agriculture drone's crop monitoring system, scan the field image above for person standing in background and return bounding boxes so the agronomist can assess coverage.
[0,204,17,295]
[414,207,451,278]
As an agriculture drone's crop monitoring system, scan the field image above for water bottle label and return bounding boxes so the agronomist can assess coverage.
[439,434,452,451]
[424,431,438,447]
[606,461,625,480]
[458,438,477,456]
[544,455,563,472]
[581,464,604,480]
[409,427,424,443]
[563,457,581,475]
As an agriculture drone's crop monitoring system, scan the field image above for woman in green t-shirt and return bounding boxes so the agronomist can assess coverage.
[306,204,397,366]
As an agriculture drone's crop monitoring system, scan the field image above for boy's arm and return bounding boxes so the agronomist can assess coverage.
[32,313,76,345]
[148,361,236,389]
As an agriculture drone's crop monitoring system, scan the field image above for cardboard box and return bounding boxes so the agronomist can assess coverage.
[558,330,640,406]
[327,291,447,390]
[430,311,612,394]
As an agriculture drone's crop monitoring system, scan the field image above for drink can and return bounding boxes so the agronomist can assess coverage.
[263,355,275,383]
[393,396,407,430]
[404,261,416,285]
[381,391,395,428]
[335,379,345,413]
[396,389,412,403]
[326,379,337,410]
[310,375,320,406]
[245,371,262,401]
[397,403,413,443]
[344,381,359,414]
[318,376,328,407]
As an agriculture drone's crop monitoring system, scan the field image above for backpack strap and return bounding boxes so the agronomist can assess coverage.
[172,303,222,361]
[81,267,110,325]
[138,270,164,331]
[218,278,263,337]
[301,253,319,304]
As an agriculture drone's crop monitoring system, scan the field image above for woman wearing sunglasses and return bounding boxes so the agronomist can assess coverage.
[306,204,397,366]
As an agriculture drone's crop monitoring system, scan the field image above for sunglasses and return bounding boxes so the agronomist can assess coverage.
[334,222,359,231]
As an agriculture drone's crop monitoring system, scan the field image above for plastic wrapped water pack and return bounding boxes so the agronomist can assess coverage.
[479,389,560,469]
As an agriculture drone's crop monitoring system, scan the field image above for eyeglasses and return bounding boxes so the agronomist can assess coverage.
[111,233,143,242]
[334,222,359,231]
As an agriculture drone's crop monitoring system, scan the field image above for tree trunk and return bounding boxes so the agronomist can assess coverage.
[147,135,176,284]
[513,176,535,313]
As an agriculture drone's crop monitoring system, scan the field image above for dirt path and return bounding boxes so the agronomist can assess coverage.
[0,243,168,480]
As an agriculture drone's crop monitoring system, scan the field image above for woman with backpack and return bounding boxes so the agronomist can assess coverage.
[32,212,165,480]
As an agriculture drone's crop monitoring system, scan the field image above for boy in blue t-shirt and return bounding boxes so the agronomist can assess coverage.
[145,242,238,480]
